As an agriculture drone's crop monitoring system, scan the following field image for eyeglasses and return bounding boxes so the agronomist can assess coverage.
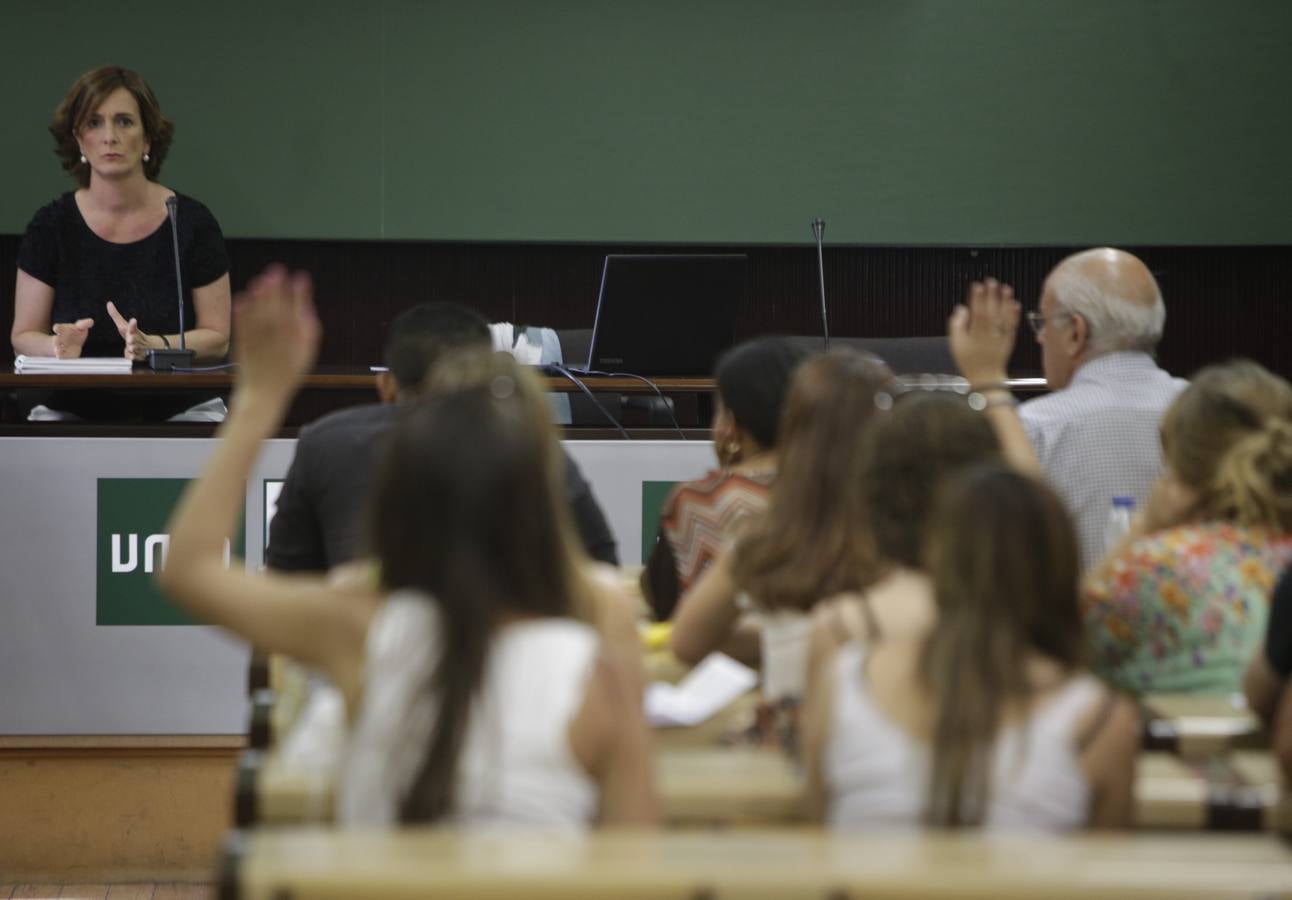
[1025,310,1072,336]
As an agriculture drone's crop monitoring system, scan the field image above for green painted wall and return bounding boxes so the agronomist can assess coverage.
[4,1,1289,243]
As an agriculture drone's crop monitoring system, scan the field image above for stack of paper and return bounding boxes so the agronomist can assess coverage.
[14,355,133,374]
[645,653,759,727]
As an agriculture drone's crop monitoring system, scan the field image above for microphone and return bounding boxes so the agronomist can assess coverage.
[811,218,829,351]
[147,196,196,371]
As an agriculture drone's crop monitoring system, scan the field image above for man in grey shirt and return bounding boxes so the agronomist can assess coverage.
[1017,247,1188,571]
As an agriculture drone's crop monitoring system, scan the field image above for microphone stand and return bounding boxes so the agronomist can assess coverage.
[811,218,829,351]
[148,196,197,371]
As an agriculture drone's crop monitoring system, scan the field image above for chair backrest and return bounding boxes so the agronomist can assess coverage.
[781,335,956,375]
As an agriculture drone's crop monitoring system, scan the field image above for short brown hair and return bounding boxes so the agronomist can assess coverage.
[50,66,174,187]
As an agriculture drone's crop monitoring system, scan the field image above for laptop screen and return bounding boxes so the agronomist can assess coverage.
[584,254,745,377]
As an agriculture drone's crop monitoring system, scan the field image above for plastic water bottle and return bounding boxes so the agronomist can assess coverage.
[1105,496,1137,553]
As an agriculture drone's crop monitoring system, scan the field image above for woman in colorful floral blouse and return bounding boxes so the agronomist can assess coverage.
[1082,360,1292,695]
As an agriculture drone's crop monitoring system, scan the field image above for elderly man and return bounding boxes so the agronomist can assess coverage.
[1017,247,1188,571]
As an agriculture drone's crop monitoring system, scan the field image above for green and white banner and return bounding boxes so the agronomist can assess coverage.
[0,437,712,734]
[97,478,245,627]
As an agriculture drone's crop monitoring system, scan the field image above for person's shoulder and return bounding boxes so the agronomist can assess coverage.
[298,403,397,447]
[1018,388,1076,430]
[560,446,591,484]
[171,192,223,228]
[24,193,75,231]
[1103,522,1232,588]
[660,468,728,512]
[681,468,743,496]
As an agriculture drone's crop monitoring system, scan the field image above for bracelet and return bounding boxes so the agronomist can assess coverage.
[159,333,171,349]
[968,387,1018,411]
[981,391,1018,409]
[967,380,1009,393]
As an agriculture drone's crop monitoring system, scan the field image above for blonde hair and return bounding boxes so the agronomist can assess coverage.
[1161,360,1292,530]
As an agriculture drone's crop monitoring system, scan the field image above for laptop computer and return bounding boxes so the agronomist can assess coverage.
[581,254,745,377]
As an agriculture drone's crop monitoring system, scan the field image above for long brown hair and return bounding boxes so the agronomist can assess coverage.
[860,391,1002,569]
[1160,359,1292,531]
[920,465,1084,827]
[730,349,891,610]
[50,66,174,187]
[368,351,588,823]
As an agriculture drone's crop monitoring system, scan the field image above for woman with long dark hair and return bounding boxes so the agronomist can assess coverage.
[157,267,655,827]
[669,349,893,701]
[805,465,1138,829]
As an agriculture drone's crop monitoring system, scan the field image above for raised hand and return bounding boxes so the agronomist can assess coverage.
[51,318,94,359]
[232,265,320,400]
[948,278,1021,386]
[106,301,153,361]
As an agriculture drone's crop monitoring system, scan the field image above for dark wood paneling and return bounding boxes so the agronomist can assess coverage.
[3,237,1289,383]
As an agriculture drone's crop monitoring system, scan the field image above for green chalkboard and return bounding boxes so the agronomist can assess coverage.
[3,1,1290,244]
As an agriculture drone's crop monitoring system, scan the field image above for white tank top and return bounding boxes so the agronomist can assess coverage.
[825,642,1100,831]
[338,592,599,829]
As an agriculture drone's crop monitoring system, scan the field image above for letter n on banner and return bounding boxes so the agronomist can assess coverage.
[96,478,245,626]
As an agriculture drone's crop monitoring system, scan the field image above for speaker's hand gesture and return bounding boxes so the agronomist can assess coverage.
[51,318,94,359]
[106,301,154,361]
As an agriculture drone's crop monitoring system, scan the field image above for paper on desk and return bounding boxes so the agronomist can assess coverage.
[15,355,132,374]
[645,652,758,727]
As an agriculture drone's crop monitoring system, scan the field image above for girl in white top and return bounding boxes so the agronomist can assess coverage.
[803,464,1139,830]
[157,267,655,828]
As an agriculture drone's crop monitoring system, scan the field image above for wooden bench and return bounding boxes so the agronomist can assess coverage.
[220,828,1292,899]
[1141,693,1264,759]
[236,741,1291,834]
[234,655,1291,832]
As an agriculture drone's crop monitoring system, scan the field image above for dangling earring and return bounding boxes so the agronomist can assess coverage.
[79,154,86,164]
[143,153,150,162]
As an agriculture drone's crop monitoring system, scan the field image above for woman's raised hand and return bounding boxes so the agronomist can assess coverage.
[232,265,321,400]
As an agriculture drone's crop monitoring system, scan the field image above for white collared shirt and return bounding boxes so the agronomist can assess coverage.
[1019,352,1188,571]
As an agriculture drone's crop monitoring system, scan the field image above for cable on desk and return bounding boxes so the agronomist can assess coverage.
[543,364,631,440]
[169,363,239,373]
[568,368,687,440]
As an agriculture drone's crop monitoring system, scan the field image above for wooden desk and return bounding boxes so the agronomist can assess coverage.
[1141,694,1263,759]
[242,737,1290,833]
[239,725,788,828]
[0,368,719,429]
[657,747,805,826]
[0,368,716,394]
[223,829,1292,900]
[239,657,1288,833]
